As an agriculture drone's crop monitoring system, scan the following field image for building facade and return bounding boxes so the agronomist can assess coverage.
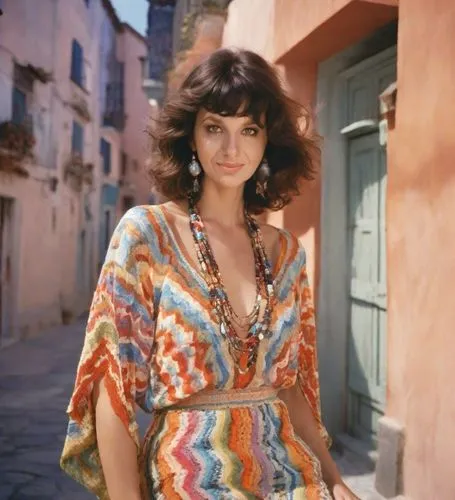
[0,0,152,346]
[143,0,230,103]
[223,1,455,498]
[143,0,176,103]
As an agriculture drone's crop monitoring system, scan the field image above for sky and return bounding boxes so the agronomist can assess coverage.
[110,0,148,36]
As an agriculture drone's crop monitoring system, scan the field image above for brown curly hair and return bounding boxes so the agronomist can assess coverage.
[149,48,318,214]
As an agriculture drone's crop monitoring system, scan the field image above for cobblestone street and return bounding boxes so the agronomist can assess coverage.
[0,320,381,499]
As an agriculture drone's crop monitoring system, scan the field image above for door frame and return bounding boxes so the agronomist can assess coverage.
[0,194,20,347]
[342,49,396,442]
[316,44,397,437]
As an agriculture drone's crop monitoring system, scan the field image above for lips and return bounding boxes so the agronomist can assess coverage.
[218,162,244,171]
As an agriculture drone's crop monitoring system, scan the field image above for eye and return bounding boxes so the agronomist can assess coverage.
[243,127,259,136]
[206,124,222,134]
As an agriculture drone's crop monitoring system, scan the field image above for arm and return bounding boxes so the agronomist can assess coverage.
[281,248,358,499]
[93,377,142,500]
[280,384,342,490]
[61,209,155,499]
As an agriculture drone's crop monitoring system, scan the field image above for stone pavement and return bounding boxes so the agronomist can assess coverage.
[0,319,380,500]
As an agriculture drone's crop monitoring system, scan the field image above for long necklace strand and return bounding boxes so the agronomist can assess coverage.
[188,198,275,373]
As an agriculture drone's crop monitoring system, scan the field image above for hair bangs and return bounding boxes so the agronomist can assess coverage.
[149,48,317,214]
[203,73,269,127]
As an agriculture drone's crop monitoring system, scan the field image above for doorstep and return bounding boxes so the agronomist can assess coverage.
[335,432,378,470]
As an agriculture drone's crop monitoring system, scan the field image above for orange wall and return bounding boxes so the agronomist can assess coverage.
[279,62,321,297]
[387,0,455,497]
[222,0,275,60]
[273,0,397,63]
[223,0,397,294]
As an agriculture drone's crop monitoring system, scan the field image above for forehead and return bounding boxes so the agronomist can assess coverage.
[197,108,265,126]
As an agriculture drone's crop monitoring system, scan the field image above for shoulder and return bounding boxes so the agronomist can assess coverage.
[259,223,304,260]
[258,223,306,278]
[258,223,284,265]
[258,222,282,245]
[110,205,169,263]
[116,205,165,242]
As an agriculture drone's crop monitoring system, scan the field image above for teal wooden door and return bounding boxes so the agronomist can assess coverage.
[345,56,395,442]
[347,134,387,442]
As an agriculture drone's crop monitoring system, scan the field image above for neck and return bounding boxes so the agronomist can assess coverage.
[196,181,245,228]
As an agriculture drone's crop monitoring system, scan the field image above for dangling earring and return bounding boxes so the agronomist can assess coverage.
[256,158,270,198]
[188,153,201,194]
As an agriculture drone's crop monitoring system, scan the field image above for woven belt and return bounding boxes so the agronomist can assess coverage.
[166,386,279,411]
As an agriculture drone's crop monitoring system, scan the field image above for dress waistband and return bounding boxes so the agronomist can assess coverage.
[165,386,279,411]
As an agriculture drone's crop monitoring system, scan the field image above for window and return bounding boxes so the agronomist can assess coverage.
[104,59,125,130]
[121,151,127,177]
[84,59,92,93]
[104,209,111,253]
[123,195,135,212]
[70,40,84,87]
[72,121,84,157]
[100,138,111,175]
[12,63,34,127]
[12,87,27,125]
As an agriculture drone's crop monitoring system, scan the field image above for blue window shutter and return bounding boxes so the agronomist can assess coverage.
[12,87,27,124]
[72,121,84,156]
[100,138,111,175]
[71,40,84,86]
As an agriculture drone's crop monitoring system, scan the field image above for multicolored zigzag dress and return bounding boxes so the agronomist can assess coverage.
[60,205,332,499]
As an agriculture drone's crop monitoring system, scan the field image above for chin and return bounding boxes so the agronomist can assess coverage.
[215,175,251,189]
[206,168,254,189]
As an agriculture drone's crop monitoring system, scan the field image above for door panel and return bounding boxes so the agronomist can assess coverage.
[348,133,387,441]
[345,54,395,443]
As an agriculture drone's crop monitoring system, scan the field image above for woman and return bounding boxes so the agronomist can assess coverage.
[61,48,358,500]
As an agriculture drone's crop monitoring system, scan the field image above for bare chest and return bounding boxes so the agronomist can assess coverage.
[170,217,279,327]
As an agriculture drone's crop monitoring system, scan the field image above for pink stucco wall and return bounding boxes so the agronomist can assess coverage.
[0,0,154,339]
[386,0,455,497]
[0,0,101,335]
[119,26,153,209]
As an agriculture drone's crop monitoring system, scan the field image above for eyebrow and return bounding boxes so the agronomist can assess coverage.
[201,114,262,127]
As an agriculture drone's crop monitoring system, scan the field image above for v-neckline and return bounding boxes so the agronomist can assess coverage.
[155,204,291,293]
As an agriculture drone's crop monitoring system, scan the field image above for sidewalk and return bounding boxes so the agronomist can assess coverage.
[0,320,380,499]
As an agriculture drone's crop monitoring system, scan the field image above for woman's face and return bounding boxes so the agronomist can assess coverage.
[192,108,267,189]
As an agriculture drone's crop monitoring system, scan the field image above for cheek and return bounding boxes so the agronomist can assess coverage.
[195,132,220,160]
[246,136,267,163]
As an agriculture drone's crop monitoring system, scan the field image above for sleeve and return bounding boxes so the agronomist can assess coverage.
[296,249,332,448]
[60,209,155,499]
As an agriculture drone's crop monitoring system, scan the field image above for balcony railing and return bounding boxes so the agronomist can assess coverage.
[103,109,127,131]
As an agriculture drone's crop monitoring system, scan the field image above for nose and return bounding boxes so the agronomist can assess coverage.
[221,131,238,158]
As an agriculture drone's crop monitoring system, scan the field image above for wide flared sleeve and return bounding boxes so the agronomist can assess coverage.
[296,248,332,448]
[60,208,155,499]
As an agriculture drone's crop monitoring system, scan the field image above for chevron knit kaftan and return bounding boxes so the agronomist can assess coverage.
[60,205,332,499]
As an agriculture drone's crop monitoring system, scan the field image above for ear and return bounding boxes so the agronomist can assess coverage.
[189,137,196,152]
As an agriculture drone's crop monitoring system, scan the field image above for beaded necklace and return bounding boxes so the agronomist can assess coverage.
[188,197,275,373]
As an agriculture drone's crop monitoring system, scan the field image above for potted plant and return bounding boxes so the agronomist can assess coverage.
[64,153,94,191]
[0,120,35,177]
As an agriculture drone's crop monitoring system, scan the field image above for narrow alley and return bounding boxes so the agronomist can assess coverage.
[0,321,382,500]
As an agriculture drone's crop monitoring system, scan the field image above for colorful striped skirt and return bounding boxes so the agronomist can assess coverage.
[141,388,332,499]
